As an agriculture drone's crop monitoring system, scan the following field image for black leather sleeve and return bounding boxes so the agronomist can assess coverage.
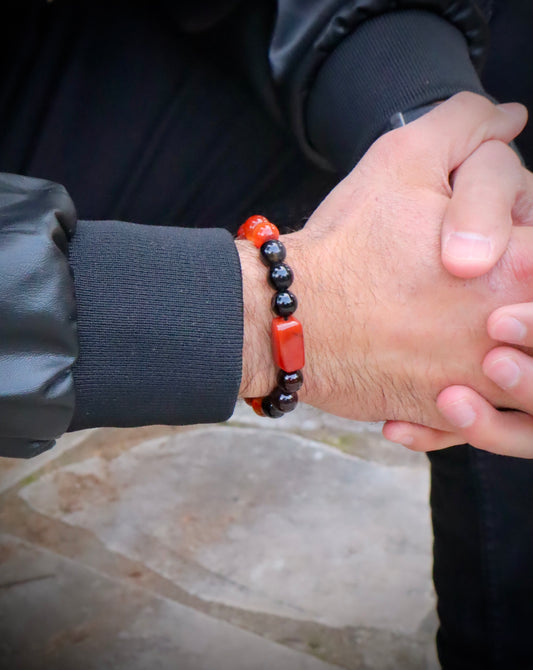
[0,183,244,457]
[0,173,78,458]
[305,9,489,173]
[268,0,491,169]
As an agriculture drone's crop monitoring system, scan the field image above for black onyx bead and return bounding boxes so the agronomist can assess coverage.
[270,387,298,413]
[260,239,286,267]
[272,290,297,318]
[268,263,293,291]
[277,369,303,393]
[261,396,284,418]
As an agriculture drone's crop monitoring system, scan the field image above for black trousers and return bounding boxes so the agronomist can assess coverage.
[2,1,533,668]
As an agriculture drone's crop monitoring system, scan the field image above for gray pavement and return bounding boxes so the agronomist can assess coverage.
[0,403,440,669]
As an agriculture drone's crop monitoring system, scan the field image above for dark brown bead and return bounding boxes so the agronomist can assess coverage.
[261,396,284,418]
[277,369,303,393]
[268,263,293,291]
[270,387,298,413]
[272,290,297,318]
[260,239,286,267]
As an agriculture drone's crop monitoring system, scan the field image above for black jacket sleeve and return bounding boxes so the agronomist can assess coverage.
[269,0,493,171]
[68,220,243,432]
[305,8,489,173]
[164,0,492,171]
[0,175,243,458]
[0,173,77,457]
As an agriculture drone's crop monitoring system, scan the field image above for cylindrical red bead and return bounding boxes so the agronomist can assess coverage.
[271,316,305,372]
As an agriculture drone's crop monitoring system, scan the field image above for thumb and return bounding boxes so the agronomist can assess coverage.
[441,140,524,278]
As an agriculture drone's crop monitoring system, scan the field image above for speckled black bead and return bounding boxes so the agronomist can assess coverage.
[268,263,293,291]
[270,387,298,413]
[272,290,297,318]
[261,396,284,418]
[260,239,286,267]
[277,369,303,393]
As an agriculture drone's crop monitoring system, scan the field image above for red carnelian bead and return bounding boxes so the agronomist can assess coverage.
[250,221,279,248]
[271,316,304,372]
[238,215,269,240]
[250,397,265,417]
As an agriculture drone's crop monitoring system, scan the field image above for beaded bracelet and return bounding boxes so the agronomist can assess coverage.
[238,215,305,418]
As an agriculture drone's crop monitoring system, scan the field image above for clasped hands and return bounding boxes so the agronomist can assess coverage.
[238,93,533,457]
[381,93,533,457]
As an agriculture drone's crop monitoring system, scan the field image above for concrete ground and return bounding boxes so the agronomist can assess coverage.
[0,403,440,670]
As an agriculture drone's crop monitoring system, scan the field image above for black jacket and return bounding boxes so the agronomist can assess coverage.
[0,0,492,457]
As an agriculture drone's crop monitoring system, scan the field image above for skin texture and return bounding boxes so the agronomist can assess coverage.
[239,93,533,432]
[384,303,533,457]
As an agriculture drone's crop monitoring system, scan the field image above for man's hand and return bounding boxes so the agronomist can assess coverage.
[239,93,533,431]
[383,100,533,456]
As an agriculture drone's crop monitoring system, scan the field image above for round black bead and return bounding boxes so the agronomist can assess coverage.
[277,369,303,393]
[261,396,284,418]
[272,290,297,318]
[260,239,286,267]
[268,263,293,291]
[270,387,298,413]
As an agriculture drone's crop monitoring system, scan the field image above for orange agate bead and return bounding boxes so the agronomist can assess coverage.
[237,215,268,240]
[271,316,304,372]
[249,221,279,248]
[249,397,265,417]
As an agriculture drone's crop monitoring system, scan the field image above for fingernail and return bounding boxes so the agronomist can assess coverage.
[490,315,527,343]
[485,356,521,389]
[385,430,413,447]
[444,232,492,262]
[439,399,476,428]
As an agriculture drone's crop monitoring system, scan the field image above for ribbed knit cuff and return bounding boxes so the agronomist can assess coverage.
[306,10,487,174]
[68,221,243,430]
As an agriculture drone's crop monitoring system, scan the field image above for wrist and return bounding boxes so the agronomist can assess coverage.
[237,231,313,403]
[237,238,276,399]
[237,223,381,420]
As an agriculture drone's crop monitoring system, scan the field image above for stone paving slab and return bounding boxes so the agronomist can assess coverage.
[18,428,435,630]
[0,414,439,669]
[0,430,94,496]
[229,402,427,468]
[0,534,340,670]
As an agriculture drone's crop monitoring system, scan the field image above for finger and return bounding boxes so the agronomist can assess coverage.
[383,420,465,451]
[437,385,533,458]
[487,303,533,345]
[482,347,533,411]
[402,92,527,175]
[442,140,524,277]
